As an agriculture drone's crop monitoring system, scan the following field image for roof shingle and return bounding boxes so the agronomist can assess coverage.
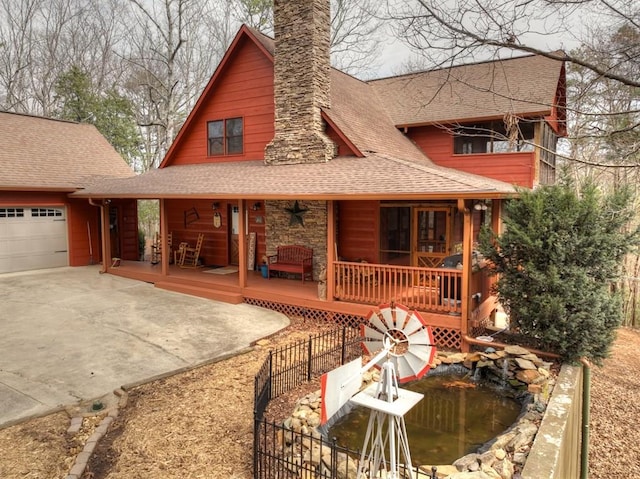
[0,112,134,190]
[369,54,564,126]
[72,155,515,199]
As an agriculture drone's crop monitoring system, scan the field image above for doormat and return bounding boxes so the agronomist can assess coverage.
[203,266,239,275]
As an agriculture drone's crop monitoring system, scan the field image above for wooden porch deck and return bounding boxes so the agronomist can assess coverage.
[107,260,465,330]
[108,260,377,318]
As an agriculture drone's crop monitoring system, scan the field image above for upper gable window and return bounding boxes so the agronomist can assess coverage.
[208,118,243,156]
[454,121,534,154]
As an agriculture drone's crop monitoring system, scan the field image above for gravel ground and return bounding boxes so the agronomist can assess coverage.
[0,324,637,479]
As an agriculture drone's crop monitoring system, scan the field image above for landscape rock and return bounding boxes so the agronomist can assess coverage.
[503,345,529,356]
[514,358,537,370]
[419,464,458,478]
[453,453,480,471]
[279,347,556,479]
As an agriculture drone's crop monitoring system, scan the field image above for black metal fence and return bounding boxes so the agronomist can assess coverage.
[253,327,434,478]
[254,327,361,420]
[254,418,359,479]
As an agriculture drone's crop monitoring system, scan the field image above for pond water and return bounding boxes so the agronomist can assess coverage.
[327,374,522,465]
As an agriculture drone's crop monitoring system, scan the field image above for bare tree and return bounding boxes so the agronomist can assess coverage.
[121,0,231,171]
[0,0,127,115]
[388,0,639,85]
[231,0,386,77]
[0,0,39,113]
[330,0,386,76]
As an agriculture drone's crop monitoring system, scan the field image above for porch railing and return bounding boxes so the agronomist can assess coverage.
[334,261,463,314]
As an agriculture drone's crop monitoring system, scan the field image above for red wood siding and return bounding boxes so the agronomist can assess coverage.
[337,201,379,263]
[326,124,357,156]
[408,125,535,188]
[165,199,265,268]
[168,37,274,166]
[67,198,104,266]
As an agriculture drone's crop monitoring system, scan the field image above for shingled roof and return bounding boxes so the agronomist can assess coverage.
[72,155,515,200]
[369,53,565,127]
[0,112,134,191]
[72,25,565,199]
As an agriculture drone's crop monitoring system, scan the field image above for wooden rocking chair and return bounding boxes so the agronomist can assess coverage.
[178,233,204,268]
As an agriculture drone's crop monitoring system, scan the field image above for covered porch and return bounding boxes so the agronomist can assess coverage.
[106,251,496,351]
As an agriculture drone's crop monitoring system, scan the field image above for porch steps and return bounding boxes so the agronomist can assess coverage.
[155,281,243,304]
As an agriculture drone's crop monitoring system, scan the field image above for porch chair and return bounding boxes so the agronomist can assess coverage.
[178,233,204,268]
[151,232,173,265]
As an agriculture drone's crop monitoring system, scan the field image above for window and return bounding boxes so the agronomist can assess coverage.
[31,208,63,217]
[0,208,24,218]
[454,120,534,154]
[208,117,243,156]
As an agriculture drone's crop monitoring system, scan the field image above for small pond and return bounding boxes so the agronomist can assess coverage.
[327,374,522,465]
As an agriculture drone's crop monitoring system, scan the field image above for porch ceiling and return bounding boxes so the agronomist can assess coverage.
[71,153,516,200]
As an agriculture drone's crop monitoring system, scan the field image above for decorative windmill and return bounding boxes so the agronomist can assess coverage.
[320,303,437,479]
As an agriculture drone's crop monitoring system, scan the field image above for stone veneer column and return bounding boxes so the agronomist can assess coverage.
[265,200,327,283]
[264,0,336,165]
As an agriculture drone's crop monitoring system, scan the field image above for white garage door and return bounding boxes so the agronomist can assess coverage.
[0,207,68,274]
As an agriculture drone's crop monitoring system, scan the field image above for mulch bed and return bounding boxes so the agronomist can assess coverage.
[0,323,638,478]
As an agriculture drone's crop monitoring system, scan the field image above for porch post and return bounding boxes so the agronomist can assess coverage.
[159,198,168,276]
[326,200,335,301]
[101,201,111,273]
[458,198,472,352]
[491,199,503,236]
[238,199,247,288]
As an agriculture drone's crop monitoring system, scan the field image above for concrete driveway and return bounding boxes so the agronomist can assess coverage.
[0,266,289,428]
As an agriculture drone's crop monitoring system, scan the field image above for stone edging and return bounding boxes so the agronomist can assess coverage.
[64,388,128,479]
[282,346,556,479]
[61,346,255,478]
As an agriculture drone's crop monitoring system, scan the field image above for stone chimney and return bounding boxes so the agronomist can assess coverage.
[264,0,336,165]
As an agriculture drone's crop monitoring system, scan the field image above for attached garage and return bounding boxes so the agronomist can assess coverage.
[0,111,135,275]
[0,206,69,274]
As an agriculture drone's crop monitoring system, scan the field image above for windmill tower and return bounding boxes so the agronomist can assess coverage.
[320,303,436,479]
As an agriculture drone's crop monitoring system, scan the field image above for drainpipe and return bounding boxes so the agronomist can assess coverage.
[88,198,108,274]
[462,334,561,360]
[580,357,591,479]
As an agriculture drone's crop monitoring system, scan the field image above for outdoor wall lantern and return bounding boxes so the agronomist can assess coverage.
[473,200,488,211]
[252,202,262,211]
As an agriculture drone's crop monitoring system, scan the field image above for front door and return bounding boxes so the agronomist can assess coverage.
[413,207,451,268]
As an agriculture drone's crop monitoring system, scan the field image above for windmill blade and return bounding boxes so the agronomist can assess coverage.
[407,327,434,346]
[362,324,385,341]
[395,355,417,382]
[362,339,385,356]
[379,307,396,330]
[405,345,436,367]
[392,305,410,330]
[369,310,391,334]
[402,312,427,336]
[361,322,387,356]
